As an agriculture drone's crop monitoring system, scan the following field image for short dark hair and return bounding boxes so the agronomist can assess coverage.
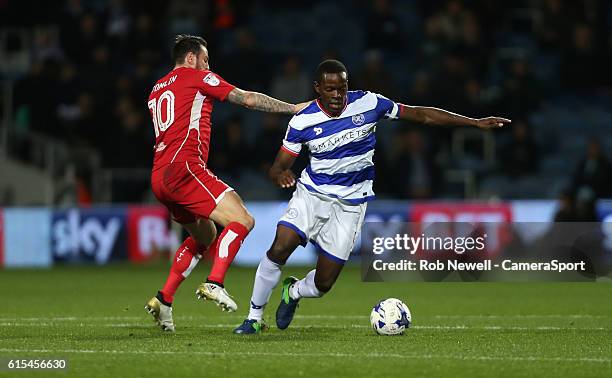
[315,59,348,82]
[172,34,207,64]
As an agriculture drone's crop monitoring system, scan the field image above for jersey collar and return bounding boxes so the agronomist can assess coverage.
[316,98,348,118]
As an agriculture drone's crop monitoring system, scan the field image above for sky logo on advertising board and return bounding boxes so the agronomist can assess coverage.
[52,209,122,264]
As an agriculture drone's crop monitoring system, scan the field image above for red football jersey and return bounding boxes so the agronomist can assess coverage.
[147,67,235,171]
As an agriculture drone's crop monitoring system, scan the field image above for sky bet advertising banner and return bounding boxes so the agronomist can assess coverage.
[1,200,612,270]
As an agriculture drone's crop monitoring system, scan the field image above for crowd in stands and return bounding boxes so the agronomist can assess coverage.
[2,0,611,204]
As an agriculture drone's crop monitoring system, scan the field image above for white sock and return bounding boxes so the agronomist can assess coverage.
[290,269,322,300]
[248,255,282,321]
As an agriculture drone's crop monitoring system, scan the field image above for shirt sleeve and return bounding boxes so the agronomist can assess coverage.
[374,93,400,120]
[196,70,235,101]
[281,122,303,156]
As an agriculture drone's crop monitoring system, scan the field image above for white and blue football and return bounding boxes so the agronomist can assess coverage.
[370,298,412,335]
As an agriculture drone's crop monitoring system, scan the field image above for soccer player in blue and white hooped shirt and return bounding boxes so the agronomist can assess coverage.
[234,60,511,334]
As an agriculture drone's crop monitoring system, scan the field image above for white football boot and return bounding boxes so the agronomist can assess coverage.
[145,297,175,332]
[195,282,238,312]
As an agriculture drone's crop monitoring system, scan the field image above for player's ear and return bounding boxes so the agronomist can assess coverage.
[314,81,321,95]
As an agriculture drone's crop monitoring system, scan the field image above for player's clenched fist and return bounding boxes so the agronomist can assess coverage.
[275,170,296,188]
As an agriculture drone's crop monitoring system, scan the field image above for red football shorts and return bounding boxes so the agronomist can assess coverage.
[151,161,233,224]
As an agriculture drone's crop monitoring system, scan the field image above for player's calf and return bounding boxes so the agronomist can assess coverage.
[204,192,254,290]
[313,273,337,294]
[158,237,203,304]
[266,224,304,265]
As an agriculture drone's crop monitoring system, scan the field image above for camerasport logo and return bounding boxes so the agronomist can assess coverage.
[52,209,125,264]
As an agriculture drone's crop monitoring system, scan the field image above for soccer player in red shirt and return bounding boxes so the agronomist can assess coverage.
[144,35,306,332]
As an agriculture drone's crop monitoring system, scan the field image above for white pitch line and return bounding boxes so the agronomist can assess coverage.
[0,348,609,364]
[0,314,609,322]
[432,314,609,319]
[0,322,607,331]
[0,316,142,322]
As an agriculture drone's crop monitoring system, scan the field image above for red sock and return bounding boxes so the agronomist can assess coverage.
[160,237,206,304]
[207,222,250,285]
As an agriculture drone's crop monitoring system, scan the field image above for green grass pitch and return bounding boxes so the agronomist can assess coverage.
[1,263,611,377]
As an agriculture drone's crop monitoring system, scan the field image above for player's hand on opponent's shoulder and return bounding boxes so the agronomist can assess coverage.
[294,100,313,114]
[274,169,296,188]
[473,117,512,129]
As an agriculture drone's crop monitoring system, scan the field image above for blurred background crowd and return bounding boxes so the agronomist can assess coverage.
[0,0,611,214]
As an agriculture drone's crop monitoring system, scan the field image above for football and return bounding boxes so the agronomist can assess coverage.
[370,298,412,335]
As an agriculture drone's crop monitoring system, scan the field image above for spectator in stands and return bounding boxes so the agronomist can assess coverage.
[125,13,163,67]
[270,55,310,104]
[572,138,612,198]
[32,29,64,63]
[425,0,474,47]
[6,0,612,204]
[536,0,570,50]
[63,13,104,65]
[354,49,397,99]
[498,120,540,177]
[209,116,252,178]
[561,23,604,92]
[553,190,577,222]
[388,128,439,199]
[103,96,152,168]
[409,72,434,106]
[575,187,598,222]
[432,52,470,108]
[71,92,109,148]
[81,45,114,109]
[456,78,485,116]
[13,60,61,136]
[499,59,541,117]
[220,28,269,91]
[554,186,597,222]
[252,114,287,175]
[366,0,403,52]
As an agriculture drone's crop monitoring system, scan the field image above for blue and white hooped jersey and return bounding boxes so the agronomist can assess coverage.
[282,90,400,204]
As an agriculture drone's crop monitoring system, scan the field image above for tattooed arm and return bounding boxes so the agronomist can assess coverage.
[227,87,306,114]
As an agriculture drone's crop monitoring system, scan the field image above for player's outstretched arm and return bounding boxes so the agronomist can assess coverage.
[399,104,511,129]
[269,148,298,188]
[227,88,308,114]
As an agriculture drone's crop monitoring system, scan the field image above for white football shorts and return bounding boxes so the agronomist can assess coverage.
[278,183,367,263]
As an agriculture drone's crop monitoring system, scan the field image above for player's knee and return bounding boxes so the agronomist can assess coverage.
[236,212,255,231]
[199,225,217,247]
[191,234,208,249]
